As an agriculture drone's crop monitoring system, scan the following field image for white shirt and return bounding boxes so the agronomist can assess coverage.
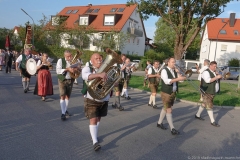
[146,64,152,70]
[56,58,71,79]
[82,65,110,102]
[148,67,160,74]
[198,66,208,81]
[201,69,219,93]
[16,54,31,63]
[161,67,177,92]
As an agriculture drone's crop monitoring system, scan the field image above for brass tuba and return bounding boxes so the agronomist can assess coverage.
[70,49,83,79]
[87,48,123,100]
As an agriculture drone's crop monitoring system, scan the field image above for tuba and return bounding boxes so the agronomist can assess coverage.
[86,48,123,100]
[69,49,83,79]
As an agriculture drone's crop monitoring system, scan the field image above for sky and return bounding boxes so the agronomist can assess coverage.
[0,0,239,40]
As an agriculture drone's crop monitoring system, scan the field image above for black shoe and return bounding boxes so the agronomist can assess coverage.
[121,95,125,98]
[171,128,180,135]
[125,96,131,100]
[157,123,167,130]
[211,122,220,127]
[112,103,118,109]
[148,103,153,107]
[119,105,124,111]
[93,142,101,151]
[65,111,72,116]
[195,115,204,121]
[24,89,27,93]
[153,105,158,109]
[61,114,66,121]
[27,88,30,91]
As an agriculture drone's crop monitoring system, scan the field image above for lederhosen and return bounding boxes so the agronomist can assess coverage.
[200,69,216,109]
[20,53,32,78]
[115,63,124,92]
[149,67,159,93]
[122,65,131,88]
[161,68,178,109]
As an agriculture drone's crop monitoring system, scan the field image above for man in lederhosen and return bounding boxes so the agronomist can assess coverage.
[195,61,222,127]
[147,60,160,109]
[15,48,32,93]
[121,58,133,100]
[156,57,186,135]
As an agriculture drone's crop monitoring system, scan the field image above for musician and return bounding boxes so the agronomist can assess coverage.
[197,59,210,101]
[82,53,109,151]
[120,58,132,100]
[112,54,126,111]
[56,50,77,121]
[157,57,186,135]
[195,61,222,127]
[15,48,32,93]
[147,60,160,109]
[33,53,53,101]
[4,50,13,73]
[144,60,152,87]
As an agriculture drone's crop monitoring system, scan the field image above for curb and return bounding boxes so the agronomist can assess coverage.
[128,87,240,109]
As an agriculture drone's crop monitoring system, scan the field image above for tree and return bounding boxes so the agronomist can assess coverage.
[228,58,240,67]
[128,0,234,60]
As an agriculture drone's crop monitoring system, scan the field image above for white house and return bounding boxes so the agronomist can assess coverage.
[200,13,240,66]
[50,3,146,56]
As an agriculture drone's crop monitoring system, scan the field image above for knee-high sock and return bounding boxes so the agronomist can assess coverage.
[152,95,156,105]
[90,125,98,145]
[124,89,128,97]
[121,89,125,96]
[26,81,30,90]
[60,99,66,114]
[115,95,120,105]
[207,109,215,123]
[22,81,26,90]
[65,99,69,112]
[149,95,153,104]
[196,105,204,117]
[166,113,174,130]
[158,109,166,124]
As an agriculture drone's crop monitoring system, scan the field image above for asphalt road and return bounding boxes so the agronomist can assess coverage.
[0,69,240,160]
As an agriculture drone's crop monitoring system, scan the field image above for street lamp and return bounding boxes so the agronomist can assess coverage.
[21,8,35,47]
[214,20,228,61]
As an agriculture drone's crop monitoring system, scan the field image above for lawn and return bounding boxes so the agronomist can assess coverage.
[129,76,240,107]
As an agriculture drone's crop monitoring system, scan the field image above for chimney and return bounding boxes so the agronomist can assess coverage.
[88,3,92,6]
[229,13,236,27]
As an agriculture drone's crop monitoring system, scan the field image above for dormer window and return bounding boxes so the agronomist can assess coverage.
[51,16,68,26]
[66,10,72,14]
[234,30,239,35]
[72,10,78,14]
[118,8,125,12]
[79,16,88,25]
[104,15,114,25]
[86,9,94,13]
[92,9,100,13]
[110,8,117,12]
[220,30,227,34]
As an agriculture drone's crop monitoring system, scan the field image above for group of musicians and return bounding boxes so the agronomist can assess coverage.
[15,47,222,151]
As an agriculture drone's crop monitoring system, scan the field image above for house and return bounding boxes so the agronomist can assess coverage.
[199,13,240,66]
[50,3,146,56]
[145,37,156,52]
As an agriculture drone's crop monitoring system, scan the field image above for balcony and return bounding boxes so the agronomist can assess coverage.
[127,27,143,37]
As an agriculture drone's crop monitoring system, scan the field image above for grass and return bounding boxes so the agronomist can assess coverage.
[129,75,240,107]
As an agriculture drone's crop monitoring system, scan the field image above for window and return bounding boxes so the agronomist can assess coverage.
[220,30,227,34]
[71,10,78,14]
[236,45,240,53]
[92,9,100,13]
[234,30,239,35]
[118,8,125,12]
[66,10,72,14]
[79,17,88,25]
[110,8,117,12]
[51,16,59,25]
[221,44,227,51]
[86,9,94,13]
[104,15,114,25]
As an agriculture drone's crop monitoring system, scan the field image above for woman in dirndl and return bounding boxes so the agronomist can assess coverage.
[0,49,5,71]
[34,53,53,101]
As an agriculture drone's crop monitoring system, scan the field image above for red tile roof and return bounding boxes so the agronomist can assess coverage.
[55,4,138,32]
[207,18,240,41]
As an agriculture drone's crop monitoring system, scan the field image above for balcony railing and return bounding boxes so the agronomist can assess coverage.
[127,27,143,37]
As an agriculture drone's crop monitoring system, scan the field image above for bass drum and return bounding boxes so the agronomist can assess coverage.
[26,58,37,75]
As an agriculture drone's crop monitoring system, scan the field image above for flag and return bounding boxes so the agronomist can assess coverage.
[5,35,10,50]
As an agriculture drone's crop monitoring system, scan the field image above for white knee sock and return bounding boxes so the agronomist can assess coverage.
[166,113,174,130]
[152,95,156,105]
[121,89,125,96]
[96,122,100,136]
[207,109,215,123]
[89,125,98,145]
[125,89,128,97]
[196,105,204,117]
[60,99,66,114]
[149,95,153,104]
[158,109,166,124]
[65,99,69,112]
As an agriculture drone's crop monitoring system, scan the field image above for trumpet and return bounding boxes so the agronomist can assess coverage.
[174,64,193,78]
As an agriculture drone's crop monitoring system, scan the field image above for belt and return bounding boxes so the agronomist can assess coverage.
[63,79,72,81]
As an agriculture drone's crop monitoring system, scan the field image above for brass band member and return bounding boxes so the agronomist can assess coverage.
[147,60,160,109]
[144,60,152,87]
[82,53,109,151]
[195,61,222,127]
[121,58,132,100]
[56,50,77,121]
[33,53,53,101]
[15,48,32,93]
[157,57,186,135]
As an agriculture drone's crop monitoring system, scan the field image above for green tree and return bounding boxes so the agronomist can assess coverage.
[228,58,240,67]
[128,0,234,60]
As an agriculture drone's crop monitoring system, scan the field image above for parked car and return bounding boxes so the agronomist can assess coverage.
[191,66,197,73]
[226,67,240,80]
[132,60,140,69]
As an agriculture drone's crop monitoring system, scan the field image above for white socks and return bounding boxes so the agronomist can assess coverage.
[121,88,128,97]
[60,99,66,114]
[65,99,69,112]
[90,125,98,145]
[158,109,166,124]
[149,95,153,104]
[166,113,174,130]
[152,95,156,105]
[207,109,215,123]
[196,105,204,117]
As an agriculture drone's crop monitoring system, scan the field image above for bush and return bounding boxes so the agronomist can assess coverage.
[228,58,240,67]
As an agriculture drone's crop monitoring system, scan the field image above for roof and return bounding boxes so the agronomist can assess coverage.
[54,4,138,32]
[207,18,240,41]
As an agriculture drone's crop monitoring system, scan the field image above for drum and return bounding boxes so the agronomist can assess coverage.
[26,58,37,75]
